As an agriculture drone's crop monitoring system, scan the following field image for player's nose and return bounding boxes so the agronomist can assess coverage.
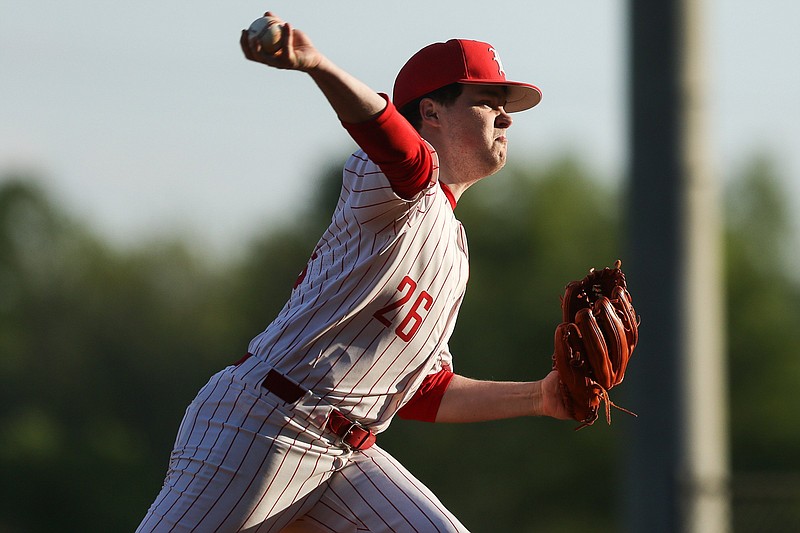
[495,108,512,129]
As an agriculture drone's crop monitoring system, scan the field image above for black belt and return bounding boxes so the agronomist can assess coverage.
[236,354,376,451]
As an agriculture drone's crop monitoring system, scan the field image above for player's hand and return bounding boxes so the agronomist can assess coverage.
[240,12,323,72]
[539,370,573,421]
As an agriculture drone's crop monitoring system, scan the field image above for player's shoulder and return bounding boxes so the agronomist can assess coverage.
[342,150,391,192]
[344,149,375,176]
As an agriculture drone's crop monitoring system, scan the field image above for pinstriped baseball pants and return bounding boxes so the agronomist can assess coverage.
[136,366,468,532]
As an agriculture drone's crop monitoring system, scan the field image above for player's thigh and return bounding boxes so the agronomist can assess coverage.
[137,372,341,532]
[295,445,469,532]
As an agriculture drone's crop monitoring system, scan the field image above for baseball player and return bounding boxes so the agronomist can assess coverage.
[137,12,571,532]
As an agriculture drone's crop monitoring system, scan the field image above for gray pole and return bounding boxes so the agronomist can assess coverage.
[678,0,730,530]
[624,0,730,531]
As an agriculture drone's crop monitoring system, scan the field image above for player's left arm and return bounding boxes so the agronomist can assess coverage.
[434,372,572,423]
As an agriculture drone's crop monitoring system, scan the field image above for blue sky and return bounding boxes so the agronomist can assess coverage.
[2,0,798,254]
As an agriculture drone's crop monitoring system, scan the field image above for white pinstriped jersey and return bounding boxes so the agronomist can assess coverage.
[247,146,469,433]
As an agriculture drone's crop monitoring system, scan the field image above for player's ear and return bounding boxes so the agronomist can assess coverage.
[419,98,440,127]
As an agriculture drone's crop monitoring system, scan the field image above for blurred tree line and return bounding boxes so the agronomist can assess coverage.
[0,155,798,532]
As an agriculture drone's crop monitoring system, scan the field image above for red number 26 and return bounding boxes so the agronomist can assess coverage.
[373,276,433,342]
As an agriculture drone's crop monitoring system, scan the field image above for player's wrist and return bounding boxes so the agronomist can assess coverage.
[535,371,572,420]
[530,380,546,417]
[303,54,333,75]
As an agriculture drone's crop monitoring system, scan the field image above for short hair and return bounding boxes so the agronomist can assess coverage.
[398,83,464,131]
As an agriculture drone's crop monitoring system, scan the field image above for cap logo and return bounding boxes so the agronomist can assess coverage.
[488,47,506,77]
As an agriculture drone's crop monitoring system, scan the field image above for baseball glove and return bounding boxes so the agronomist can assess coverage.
[552,260,639,429]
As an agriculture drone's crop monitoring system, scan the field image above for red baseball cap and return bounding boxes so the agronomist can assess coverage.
[392,39,542,113]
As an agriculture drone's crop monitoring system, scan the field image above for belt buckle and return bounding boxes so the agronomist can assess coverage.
[336,420,363,451]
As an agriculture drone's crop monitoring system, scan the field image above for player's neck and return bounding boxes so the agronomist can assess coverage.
[438,176,479,203]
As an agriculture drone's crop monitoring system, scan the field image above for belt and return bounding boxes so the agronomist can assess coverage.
[236,354,376,451]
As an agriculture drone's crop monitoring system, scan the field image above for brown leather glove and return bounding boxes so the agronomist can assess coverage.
[552,260,640,429]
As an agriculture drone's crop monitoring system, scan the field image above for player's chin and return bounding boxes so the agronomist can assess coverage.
[494,138,508,156]
[476,144,507,176]
[494,145,508,167]
[484,155,507,177]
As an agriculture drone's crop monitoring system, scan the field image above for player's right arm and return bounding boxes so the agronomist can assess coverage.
[241,12,434,199]
[240,12,385,123]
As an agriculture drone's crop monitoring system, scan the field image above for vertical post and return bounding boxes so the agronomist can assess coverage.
[679,0,731,530]
[624,0,730,531]
[624,1,683,530]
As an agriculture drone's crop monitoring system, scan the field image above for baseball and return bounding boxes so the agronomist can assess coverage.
[247,16,283,55]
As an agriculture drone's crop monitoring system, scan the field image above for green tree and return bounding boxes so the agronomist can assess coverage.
[0,178,242,531]
[725,157,800,472]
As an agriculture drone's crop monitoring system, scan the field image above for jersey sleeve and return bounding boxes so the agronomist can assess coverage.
[395,367,454,423]
[341,94,436,200]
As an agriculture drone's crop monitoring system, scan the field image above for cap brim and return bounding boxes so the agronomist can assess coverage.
[460,80,542,113]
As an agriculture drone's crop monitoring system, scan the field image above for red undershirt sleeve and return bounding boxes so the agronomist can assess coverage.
[341,94,435,200]
[396,368,455,422]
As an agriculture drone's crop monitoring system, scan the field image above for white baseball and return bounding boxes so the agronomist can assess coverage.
[247,16,283,55]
